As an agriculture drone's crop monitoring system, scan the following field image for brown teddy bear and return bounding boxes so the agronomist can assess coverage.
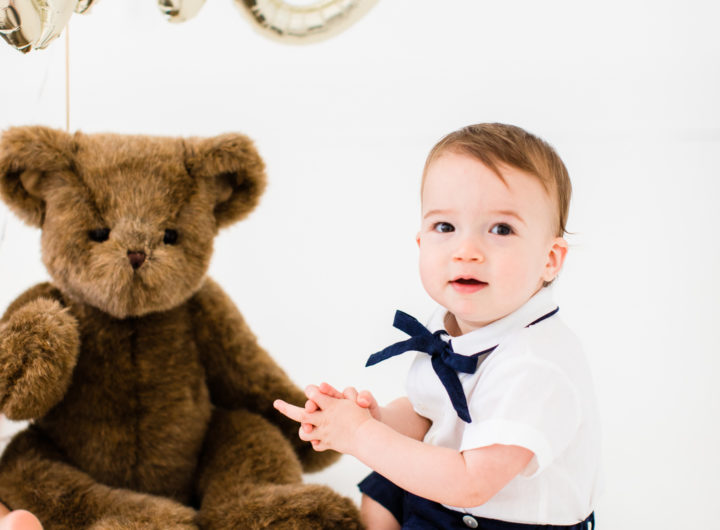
[0,126,361,529]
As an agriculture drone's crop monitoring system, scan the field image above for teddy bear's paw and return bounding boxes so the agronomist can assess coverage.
[199,483,361,530]
[89,495,198,530]
[0,298,80,419]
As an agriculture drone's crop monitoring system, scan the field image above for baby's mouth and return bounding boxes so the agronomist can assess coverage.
[450,277,488,293]
[451,276,487,285]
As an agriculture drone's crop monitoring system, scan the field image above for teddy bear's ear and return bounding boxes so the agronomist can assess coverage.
[0,126,75,227]
[185,133,267,229]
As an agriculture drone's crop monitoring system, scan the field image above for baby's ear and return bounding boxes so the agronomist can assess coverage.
[184,133,267,228]
[0,126,75,227]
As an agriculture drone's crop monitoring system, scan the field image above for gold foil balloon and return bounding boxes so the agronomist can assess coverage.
[2,0,376,53]
[1,0,41,52]
[1,0,79,53]
[157,0,206,23]
[35,0,77,48]
[74,0,100,14]
[234,0,379,43]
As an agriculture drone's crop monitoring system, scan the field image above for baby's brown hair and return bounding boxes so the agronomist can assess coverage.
[423,123,571,237]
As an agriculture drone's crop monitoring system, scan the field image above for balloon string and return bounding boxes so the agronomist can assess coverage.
[65,23,70,132]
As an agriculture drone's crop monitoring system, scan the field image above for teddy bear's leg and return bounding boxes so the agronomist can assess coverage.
[195,408,361,530]
[0,428,198,530]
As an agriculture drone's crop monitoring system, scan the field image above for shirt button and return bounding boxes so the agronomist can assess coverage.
[462,514,479,528]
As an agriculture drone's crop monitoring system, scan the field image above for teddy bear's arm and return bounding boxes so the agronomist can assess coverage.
[0,282,80,420]
[189,278,341,472]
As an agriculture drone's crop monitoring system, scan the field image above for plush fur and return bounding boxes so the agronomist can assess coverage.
[0,126,361,529]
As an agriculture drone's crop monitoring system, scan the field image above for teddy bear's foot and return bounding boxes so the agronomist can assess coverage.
[90,514,196,530]
[0,427,198,530]
[89,510,196,530]
[86,487,198,530]
[198,482,361,530]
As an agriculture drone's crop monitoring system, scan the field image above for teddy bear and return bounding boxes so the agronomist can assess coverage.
[0,126,361,529]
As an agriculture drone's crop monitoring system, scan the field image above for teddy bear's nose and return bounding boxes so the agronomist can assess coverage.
[127,251,147,270]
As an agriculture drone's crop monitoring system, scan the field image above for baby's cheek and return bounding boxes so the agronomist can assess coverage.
[418,254,439,288]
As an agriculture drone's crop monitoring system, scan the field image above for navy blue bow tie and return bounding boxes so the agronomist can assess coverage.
[366,307,559,423]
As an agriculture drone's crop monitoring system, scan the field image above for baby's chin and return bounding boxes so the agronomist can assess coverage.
[443,311,492,336]
[444,301,520,335]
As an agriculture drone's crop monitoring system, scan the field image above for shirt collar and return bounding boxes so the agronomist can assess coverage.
[426,286,558,356]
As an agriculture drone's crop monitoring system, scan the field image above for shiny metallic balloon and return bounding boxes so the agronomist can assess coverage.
[0,0,76,53]
[36,0,76,48]
[2,0,377,53]
[234,0,378,43]
[1,0,41,53]
[157,0,206,23]
[74,0,100,14]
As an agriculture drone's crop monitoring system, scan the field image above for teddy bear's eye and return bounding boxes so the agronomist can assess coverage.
[163,229,179,245]
[88,228,110,242]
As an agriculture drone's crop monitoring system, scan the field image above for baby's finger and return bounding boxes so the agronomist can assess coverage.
[304,384,320,399]
[301,422,314,433]
[342,386,359,402]
[274,400,308,424]
[357,390,377,408]
[358,390,381,419]
[305,385,332,408]
[305,399,319,413]
[311,439,328,452]
[318,382,344,399]
[299,425,322,442]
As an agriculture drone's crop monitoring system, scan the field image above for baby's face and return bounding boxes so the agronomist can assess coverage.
[418,151,567,335]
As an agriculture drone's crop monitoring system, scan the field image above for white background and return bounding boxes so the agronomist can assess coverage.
[1,1,719,527]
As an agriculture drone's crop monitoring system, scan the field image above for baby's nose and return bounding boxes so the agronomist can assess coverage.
[127,250,147,269]
[452,238,484,262]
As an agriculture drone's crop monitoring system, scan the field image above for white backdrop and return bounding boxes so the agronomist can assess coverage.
[1,1,719,527]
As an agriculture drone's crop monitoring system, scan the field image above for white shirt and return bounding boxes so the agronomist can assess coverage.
[406,287,601,525]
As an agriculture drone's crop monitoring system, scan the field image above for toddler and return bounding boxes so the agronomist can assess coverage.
[275,123,601,529]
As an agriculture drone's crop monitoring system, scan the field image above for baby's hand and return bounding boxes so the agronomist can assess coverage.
[278,382,381,451]
[300,383,346,435]
[274,385,373,454]
[308,382,381,421]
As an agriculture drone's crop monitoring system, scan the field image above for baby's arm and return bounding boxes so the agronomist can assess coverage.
[274,387,533,508]
[351,420,533,508]
[372,396,430,441]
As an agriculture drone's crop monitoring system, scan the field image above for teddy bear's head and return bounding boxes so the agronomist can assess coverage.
[0,126,266,319]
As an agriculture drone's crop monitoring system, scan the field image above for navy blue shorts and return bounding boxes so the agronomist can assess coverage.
[358,472,595,530]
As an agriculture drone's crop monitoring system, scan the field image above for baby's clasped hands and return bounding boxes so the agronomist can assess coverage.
[273,383,380,455]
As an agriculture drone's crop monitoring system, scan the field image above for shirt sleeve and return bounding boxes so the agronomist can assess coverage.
[460,348,582,478]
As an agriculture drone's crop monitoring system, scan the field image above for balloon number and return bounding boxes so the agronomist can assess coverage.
[1,0,377,53]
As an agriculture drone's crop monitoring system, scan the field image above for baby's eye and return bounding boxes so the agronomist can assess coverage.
[490,223,513,236]
[88,228,110,242]
[163,229,179,245]
[433,222,455,233]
